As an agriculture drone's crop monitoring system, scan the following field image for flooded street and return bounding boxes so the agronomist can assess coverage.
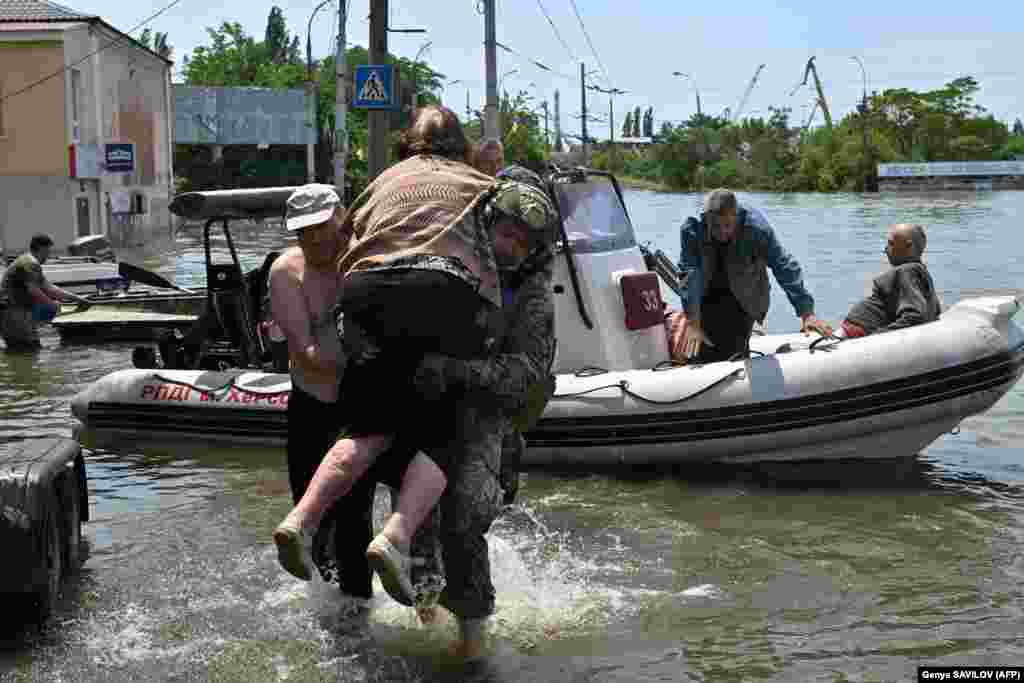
[3,190,1024,682]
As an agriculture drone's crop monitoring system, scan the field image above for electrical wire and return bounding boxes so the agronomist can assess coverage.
[0,0,186,105]
[567,0,611,87]
[535,0,577,64]
[494,40,577,83]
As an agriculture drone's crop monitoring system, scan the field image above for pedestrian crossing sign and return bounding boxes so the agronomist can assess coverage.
[353,65,397,110]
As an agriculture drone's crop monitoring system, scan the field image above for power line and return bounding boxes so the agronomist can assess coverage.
[535,0,577,64]
[494,40,576,83]
[567,0,610,87]
[0,0,185,105]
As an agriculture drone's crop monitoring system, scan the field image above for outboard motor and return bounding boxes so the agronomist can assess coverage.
[547,170,670,374]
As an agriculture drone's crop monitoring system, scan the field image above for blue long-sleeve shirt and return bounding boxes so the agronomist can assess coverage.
[678,205,815,321]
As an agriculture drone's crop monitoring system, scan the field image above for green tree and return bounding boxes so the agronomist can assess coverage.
[622,111,633,139]
[264,6,289,66]
[183,22,277,85]
[632,106,641,137]
[998,136,1024,160]
[499,90,546,167]
[138,28,172,59]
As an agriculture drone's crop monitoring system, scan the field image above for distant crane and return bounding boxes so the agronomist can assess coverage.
[802,100,819,131]
[732,63,765,123]
[790,57,832,131]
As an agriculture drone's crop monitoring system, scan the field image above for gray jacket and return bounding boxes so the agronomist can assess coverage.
[679,206,815,323]
[845,258,941,334]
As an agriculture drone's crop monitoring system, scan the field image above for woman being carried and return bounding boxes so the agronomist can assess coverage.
[273,105,558,607]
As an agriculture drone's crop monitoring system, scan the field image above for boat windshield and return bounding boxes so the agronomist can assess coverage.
[552,176,637,254]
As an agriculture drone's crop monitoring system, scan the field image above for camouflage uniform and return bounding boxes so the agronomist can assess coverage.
[1,252,46,348]
[410,199,558,620]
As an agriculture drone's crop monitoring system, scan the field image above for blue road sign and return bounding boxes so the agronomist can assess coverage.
[353,65,397,110]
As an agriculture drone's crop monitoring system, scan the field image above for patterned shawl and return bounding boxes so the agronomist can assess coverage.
[336,155,502,307]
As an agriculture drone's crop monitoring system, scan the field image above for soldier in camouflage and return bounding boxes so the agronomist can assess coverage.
[405,170,560,659]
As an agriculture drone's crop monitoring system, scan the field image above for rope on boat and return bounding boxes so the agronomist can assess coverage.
[150,373,291,396]
[553,368,744,405]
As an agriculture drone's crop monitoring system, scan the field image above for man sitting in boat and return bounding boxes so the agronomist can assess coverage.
[840,223,941,338]
[675,189,833,362]
[1,233,89,350]
[269,184,364,594]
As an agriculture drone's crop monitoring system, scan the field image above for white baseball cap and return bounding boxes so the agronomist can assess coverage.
[285,184,342,232]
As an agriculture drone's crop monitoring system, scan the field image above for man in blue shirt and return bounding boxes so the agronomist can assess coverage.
[677,189,832,362]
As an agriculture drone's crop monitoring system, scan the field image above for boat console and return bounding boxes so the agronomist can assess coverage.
[546,169,672,373]
[136,187,296,372]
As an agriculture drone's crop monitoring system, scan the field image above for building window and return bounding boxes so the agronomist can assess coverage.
[71,68,82,141]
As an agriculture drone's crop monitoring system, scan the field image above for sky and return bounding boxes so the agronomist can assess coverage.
[71,0,1023,140]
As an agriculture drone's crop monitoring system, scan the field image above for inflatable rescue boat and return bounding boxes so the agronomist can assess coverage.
[70,171,1024,464]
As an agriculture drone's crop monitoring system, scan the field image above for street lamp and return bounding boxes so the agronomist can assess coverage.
[409,39,432,109]
[305,0,333,183]
[495,69,519,138]
[672,71,702,117]
[306,0,333,82]
[851,55,874,191]
[499,68,519,94]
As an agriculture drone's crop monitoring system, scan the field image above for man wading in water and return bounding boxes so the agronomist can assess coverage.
[1,233,89,350]
[402,165,559,659]
[270,185,379,599]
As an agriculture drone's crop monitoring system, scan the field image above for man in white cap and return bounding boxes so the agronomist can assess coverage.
[269,184,375,599]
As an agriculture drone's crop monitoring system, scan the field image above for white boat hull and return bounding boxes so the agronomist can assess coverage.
[70,296,1024,464]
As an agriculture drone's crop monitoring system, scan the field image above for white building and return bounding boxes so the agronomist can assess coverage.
[0,0,174,254]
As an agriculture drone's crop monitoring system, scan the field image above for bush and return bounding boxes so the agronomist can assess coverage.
[704,159,741,187]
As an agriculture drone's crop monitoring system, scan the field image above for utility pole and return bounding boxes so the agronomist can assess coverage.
[609,95,613,144]
[334,0,348,199]
[483,0,498,139]
[367,0,388,181]
[554,89,563,151]
[542,100,550,152]
[580,62,589,162]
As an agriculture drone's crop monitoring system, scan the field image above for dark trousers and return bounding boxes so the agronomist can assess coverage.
[286,384,376,598]
[336,269,494,472]
[696,289,755,363]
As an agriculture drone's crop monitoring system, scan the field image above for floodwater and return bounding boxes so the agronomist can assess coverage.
[2,190,1024,682]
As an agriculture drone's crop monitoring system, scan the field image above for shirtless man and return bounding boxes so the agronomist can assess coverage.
[270,185,372,596]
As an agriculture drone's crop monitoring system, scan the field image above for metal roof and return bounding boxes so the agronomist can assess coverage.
[0,0,97,22]
[0,0,173,65]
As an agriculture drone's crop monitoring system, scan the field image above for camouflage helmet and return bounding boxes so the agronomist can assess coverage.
[485,179,559,247]
[495,164,545,190]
